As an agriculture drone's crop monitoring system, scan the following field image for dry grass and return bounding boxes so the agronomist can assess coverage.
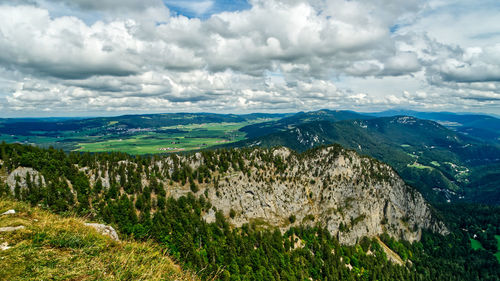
[0,199,197,281]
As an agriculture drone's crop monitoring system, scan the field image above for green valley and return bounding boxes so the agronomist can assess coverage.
[0,113,285,154]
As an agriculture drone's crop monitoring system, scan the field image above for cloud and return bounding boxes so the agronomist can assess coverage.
[0,1,418,80]
[0,6,142,79]
[45,0,164,11]
[437,45,500,83]
[0,0,499,116]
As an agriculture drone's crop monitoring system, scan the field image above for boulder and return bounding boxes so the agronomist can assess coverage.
[0,242,10,251]
[85,223,119,241]
[0,225,25,232]
[1,209,15,216]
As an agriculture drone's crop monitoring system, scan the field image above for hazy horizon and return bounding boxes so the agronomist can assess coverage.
[1,108,499,120]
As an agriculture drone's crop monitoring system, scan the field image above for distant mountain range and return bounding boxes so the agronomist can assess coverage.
[0,113,290,136]
[370,110,500,144]
[237,109,500,144]
[240,109,371,138]
[229,111,500,204]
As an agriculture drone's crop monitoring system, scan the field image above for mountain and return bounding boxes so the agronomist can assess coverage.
[203,145,447,244]
[1,143,499,280]
[1,143,446,245]
[371,110,500,144]
[239,109,372,138]
[231,116,500,204]
[0,198,195,280]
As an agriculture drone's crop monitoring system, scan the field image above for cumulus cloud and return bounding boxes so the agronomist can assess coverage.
[0,0,499,116]
[0,6,141,78]
[437,45,500,83]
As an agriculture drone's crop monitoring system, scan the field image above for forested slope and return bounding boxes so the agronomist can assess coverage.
[0,143,499,280]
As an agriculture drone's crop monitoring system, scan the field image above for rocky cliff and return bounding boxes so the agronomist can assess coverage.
[5,145,447,245]
[194,146,448,244]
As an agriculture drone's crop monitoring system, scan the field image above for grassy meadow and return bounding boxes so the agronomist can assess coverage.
[74,122,252,154]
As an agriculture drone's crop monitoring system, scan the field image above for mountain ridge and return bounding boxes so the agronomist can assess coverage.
[229,116,500,204]
[1,143,447,246]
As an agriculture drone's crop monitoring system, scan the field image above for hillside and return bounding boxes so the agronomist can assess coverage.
[239,109,371,138]
[0,143,446,245]
[231,116,500,204]
[202,146,447,244]
[1,143,499,280]
[0,198,195,280]
[371,110,500,144]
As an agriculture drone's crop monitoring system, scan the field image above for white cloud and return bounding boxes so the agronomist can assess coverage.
[0,0,499,116]
[46,0,163,11]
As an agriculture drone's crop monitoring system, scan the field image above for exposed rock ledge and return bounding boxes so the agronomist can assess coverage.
[6,167,45,194]
[198,146,448,245]
[0,225,25,232]
[85,223,119,241]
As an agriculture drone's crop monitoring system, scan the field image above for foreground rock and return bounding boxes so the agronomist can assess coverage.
[84,223,119,241]
[0,242,10,251]
[1,209,15,216]
[0,225,25,232]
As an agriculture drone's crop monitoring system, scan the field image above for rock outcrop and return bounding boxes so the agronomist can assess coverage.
[85,223,119,241]
[6,167,45,194]
[0,225,25,232]
[0,242,10,251]
[195,146,448,245]
[1,209,15,216]
[6,145,447,245]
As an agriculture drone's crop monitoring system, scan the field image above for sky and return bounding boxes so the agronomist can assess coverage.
[0,0,499,117]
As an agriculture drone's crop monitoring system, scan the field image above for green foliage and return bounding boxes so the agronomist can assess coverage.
[190,177,199,193]
[1,143,499,280]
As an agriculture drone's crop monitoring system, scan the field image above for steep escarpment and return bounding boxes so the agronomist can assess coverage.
[196,146,447,244]
[1,144,446,245]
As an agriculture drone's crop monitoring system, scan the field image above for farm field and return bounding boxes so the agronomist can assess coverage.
[74,122,253,154]
[407,163,433,170]
[0,113,284,155]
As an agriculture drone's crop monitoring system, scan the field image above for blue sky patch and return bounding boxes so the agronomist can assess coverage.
[164,0,251,19]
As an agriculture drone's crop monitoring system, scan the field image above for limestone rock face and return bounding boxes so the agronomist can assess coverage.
[85,223,120,241]
[6,167,45,194]
[196,147,448,245]
[8,145,447,246]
